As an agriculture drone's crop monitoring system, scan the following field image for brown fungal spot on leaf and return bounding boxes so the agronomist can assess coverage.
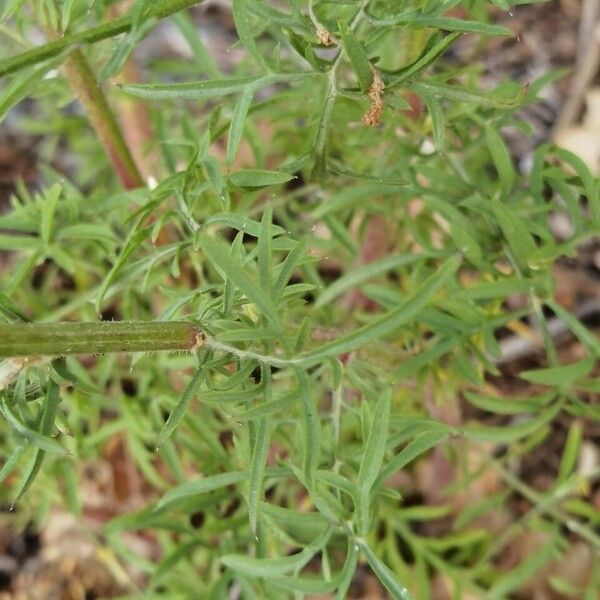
[192,331,205,351]
[362,70,385,127]
[316,25,335,47]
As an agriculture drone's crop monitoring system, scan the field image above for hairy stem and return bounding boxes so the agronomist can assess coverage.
[62,49,144,189]
[311,0,370,179]
[0,0,202,78]
[0,322,203,357]
[107,3,159,182]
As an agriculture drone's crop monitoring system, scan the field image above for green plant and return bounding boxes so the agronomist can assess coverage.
[0,0,599,598]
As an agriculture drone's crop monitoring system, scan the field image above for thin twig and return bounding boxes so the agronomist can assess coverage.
[203,337,303,368]
[62,49,144,189]
[553,0,600,134]
[307,0,336,46]
[487,457,600,551]
[498,297,600,364]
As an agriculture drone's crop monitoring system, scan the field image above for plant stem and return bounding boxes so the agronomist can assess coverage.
[311,0,370,179]
[0,322,203,357]
[308,0,336,46]
[62,49,144,189]
[203,337,303,368]
[107,3,159,182]
[312,67,340,179]
[0,0,202,78]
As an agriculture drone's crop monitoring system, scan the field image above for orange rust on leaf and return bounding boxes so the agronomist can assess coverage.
[362,70,385,127]
[192,331,205,351]
[317,25,335,47]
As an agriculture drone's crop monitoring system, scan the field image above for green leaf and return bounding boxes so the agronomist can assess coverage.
[491,198,536,271]
[96,224,151,312]
[11,449,45,508]
[0,441,27,485]
[100,1,156,80]
[421,91,445,152]
[0,0,202,78]
[312,183,402,218]
[60,0,83,32]
[520,356,595,386]
[11,380,62,505]
[155,471,247,511]
[298,255,461,364]
[0,397,65,454]
[49,358,100,395]
[409,81,525,109]
[454,277,545,300]
[222,526,331,577]
[335,541,359,600]
[398,505,452,521]
[464,391,555,415]
[247,418,270,535]
[119,73,312,100]
[393,336,461,380]
[222,550,313,578]
[557,420,582,483]
[408,17,511,36]
[196,232,284,332]
[269,539,358,600]
[376,428,453,486]
[0,234,41,251]
[56,224,118,243]
[0,292,30,322]
[232,0,270,69]
[57,457,80,516]
[315,254,421,308]
[487,539,557,600]
[356,389,391,534]
[463,402,562,443]
[258,205,273,294]
[171,11,222,78]
[546,300,600,357]
[373,13,512,37]
[157,367,204,448]
[387,33,462,89]
[228,169,294,188]
[227,87,254,167]
[340,28,372,92]
[259,502,329,542]
[553,146,599,222]
[485,125,516,197]
[154,540,205,583]
[358,390,391,493]
[273,238,308,302]
[204,213,286,237]
[296,368,320,489]
[0,66,46,124]
[1,0,27,21]
[358,539,414,600]
[283,27,324,70]
[272,572,339,594]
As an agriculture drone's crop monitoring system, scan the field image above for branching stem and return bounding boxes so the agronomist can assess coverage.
[203,337,303,368]
[0,0,202,77]
[312,0,370,178]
